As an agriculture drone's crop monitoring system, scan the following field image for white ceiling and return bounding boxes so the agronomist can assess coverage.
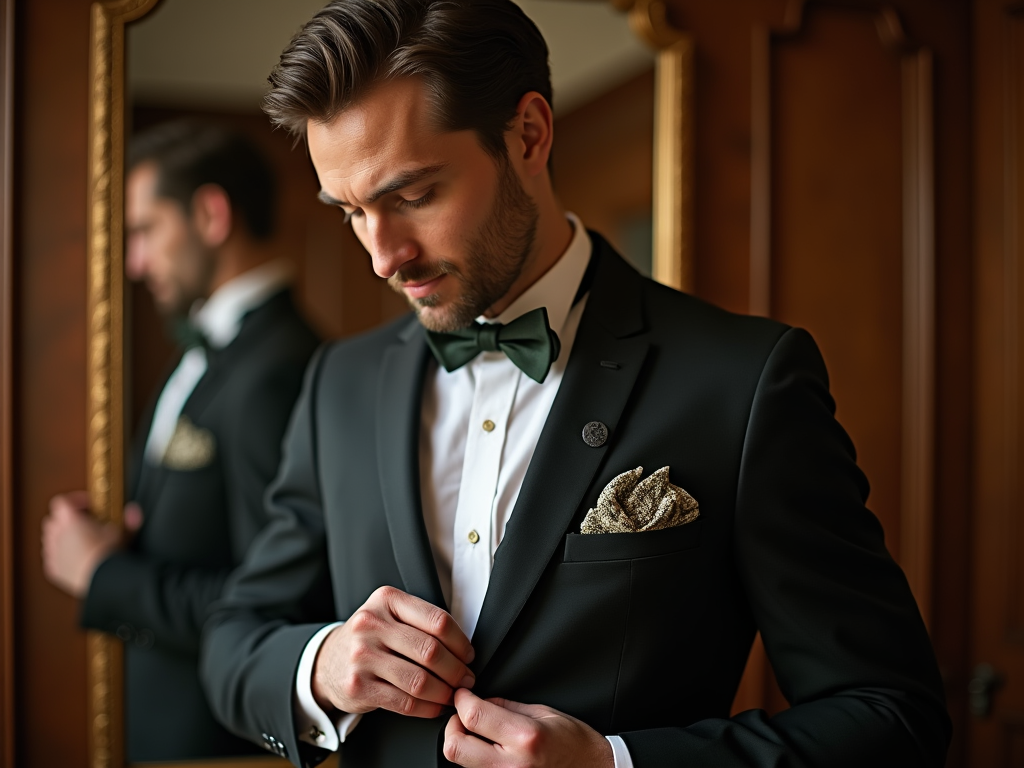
[127,0,653,116]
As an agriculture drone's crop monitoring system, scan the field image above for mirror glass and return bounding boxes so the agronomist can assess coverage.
[121,0,652,763]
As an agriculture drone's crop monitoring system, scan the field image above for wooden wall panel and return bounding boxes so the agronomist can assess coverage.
[0,0,14,763]
[12,0,95,765]
[970,3,1024,765]
[761,6,908,555]
[552,68,655,268]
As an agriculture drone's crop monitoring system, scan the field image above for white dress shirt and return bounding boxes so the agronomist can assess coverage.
[294,216,634,767]
[142,259,293,465]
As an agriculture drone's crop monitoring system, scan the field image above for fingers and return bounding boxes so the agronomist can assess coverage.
[49,491,91,516]
[453,688,532,746]
[366,634,462,707]
[316,586,477,718]
[379,586,475,663]
[342,671,448,719]
[384,613,476,690]
[123,502,144,533]
[443,712,500,767]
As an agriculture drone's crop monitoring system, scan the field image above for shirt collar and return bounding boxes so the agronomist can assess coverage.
[191,259,293,349]
[483,212,591,336]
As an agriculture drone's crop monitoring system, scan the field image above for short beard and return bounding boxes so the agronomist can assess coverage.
[156,230,218,320]
[390,154,538,333]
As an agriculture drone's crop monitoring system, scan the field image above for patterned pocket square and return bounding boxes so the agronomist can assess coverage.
[581,466,699,534]
[162,415,216,471]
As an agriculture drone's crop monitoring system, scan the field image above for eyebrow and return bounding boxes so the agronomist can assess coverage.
[317,163,449,208]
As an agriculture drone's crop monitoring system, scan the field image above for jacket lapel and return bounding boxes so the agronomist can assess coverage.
[135,291,294,516]
[180,290,292,421]
[376,318,447,608]
[471,240,650,674]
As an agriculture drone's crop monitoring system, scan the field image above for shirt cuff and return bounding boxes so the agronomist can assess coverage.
[293,621,363,750]
[607,735,634,768]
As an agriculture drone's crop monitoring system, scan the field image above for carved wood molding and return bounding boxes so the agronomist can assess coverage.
[750,1,936,625]
[613,0,694,292]
[87,2,162,766]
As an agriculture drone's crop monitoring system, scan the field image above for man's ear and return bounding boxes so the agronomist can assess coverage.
[510,91,554,178]
[190,184,233,248]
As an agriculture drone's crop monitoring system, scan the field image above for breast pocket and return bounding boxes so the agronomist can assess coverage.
[563,520,702,563]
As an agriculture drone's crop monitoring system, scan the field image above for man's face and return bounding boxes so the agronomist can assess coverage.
[125,162,215,318]
[307,78,538,332]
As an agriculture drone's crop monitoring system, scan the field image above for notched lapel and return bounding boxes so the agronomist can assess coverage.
[376,319,447,609]
[471,243,650,675]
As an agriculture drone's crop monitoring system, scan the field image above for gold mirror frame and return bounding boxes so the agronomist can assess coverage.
[85,1,692,765]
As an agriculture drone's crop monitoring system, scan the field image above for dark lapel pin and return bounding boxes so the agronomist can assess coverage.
[582,421,609,448]
[600,360,620,370]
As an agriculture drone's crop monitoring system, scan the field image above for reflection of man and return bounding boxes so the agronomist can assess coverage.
[202,2,950,767]
[41,121,320,762]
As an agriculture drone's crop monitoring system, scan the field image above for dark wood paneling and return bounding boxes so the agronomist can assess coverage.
[762,5,909,553]
[13,0,94,766]
[0,0,14,763]
[970,3,1024,765]
[552,68,655,263]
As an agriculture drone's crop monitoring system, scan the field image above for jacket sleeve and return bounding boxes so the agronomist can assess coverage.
[619,327,951,768]
[80,357,310,656]
[200,346,336,768]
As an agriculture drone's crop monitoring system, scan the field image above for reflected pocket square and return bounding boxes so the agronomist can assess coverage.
[162,415,216,471]
[581,466,699,534]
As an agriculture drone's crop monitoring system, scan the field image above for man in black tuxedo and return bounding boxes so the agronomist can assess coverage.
[41,121,320,761]
[201,2,950,767]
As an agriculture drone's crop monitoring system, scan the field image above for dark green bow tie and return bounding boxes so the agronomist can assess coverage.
[425,307,562,383]
[171,318,211,352]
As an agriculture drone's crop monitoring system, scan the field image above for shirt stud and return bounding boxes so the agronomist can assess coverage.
[482,419,495,432]
[468,529,480,544]
[582,421,609,448]
[309,726,325,744]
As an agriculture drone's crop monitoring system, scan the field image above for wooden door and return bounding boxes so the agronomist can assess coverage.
[970,1,1024,764]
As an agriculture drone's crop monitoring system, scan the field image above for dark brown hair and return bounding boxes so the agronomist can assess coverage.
[128,120,277,241]
[263,0,552,159]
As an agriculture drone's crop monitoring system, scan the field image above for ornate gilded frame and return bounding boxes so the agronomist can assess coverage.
[85,0,692,765]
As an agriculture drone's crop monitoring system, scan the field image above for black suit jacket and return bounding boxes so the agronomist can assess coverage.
[201,237,950,768]
[82,289,320,762]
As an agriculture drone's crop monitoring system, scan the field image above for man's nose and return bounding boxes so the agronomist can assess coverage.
[364,215,417,279]
[125,241,147,282]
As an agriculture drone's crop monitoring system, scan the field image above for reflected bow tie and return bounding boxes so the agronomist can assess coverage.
[425,307,562,384]
[172,319,211,353]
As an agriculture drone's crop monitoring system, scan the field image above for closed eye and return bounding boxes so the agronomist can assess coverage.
[401,188,435,210]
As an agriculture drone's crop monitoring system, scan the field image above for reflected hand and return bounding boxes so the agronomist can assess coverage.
[312,585,476,719]
[443,689,614,768]
[41,493,143,598]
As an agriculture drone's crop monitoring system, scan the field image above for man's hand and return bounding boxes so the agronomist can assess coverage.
[312,585,476,719]
[41,493,142,598]
[443,688,614,768]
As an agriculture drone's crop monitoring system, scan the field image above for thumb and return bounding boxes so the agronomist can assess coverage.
[123,502,144,533]
[484,696,546,718]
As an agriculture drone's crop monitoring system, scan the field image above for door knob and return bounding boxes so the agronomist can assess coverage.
[969,663,1005,719]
